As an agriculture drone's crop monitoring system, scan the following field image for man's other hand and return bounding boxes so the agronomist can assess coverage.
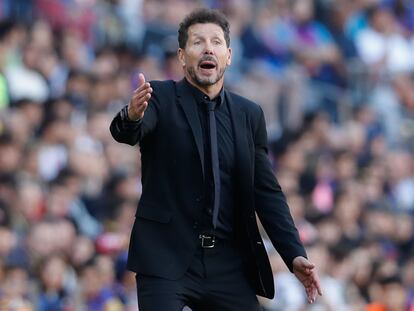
[292,256,323,304]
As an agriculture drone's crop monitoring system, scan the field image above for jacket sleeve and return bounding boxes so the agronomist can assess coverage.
[253,107,307,272]
[109,84,160,146]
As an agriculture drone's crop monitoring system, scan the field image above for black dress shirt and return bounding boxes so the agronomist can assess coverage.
[184,79,236,240]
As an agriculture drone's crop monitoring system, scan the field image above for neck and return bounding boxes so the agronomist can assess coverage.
[185,75,223,99]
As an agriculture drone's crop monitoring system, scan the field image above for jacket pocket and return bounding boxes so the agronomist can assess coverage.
[135,203,172,224]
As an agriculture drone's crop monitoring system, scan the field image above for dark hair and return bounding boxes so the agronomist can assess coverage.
[178,8,230,49]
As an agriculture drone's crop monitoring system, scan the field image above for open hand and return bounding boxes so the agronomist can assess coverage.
[292,256,322,304]
[127,73,152,121]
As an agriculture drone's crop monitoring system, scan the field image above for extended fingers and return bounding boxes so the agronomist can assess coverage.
[309,269,322,295]
[132,90,152,105]
[133,83,152,98]
[305,281,317,303]
[303,271,323,304]
[132,85,152,108]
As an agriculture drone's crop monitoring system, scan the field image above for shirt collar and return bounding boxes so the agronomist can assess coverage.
[184,78,225,106]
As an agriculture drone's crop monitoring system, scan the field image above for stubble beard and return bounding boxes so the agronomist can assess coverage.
[187,65,226,87]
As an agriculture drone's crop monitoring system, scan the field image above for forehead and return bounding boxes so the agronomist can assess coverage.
[187,23,225,39]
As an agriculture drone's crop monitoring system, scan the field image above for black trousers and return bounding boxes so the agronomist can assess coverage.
[136,239,262,311]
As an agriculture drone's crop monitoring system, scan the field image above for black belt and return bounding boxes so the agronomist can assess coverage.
[199,233,216,248]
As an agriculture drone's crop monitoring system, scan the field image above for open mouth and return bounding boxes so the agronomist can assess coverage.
[199,61,216,70]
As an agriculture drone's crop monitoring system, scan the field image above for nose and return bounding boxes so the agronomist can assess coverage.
[203,42,214,54]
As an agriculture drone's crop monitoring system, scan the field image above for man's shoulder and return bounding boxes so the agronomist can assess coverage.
[226,90,261,115]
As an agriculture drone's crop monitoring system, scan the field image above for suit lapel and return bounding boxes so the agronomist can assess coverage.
[225,90,252,187]
[176,79,205,177]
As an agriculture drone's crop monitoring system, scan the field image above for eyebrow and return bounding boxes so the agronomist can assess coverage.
[191,34,224,41]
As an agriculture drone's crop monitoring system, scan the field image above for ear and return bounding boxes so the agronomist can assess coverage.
[226,47,232,66]
[177,48,186,67]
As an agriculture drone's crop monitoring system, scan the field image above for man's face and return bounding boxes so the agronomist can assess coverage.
[178,23,232,87]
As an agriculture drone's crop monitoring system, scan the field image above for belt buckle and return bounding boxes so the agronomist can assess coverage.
[199,234,215,248]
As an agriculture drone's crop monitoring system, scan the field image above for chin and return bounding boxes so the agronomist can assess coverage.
[196,76,218,86]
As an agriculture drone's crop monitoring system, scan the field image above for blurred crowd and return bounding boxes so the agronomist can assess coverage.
[0,0,414,310]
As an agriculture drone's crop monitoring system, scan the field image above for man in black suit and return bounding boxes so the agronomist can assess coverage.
[110,8,322,311]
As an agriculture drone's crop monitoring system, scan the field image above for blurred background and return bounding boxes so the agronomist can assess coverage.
[0,0,414,310]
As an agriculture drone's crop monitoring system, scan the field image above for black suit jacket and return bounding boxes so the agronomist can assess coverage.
[110,79,306,299]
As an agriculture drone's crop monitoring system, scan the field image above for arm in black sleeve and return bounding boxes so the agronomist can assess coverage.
[253,107,307,272]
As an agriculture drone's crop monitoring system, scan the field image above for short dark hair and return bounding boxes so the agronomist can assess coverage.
[178,8,230,49]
